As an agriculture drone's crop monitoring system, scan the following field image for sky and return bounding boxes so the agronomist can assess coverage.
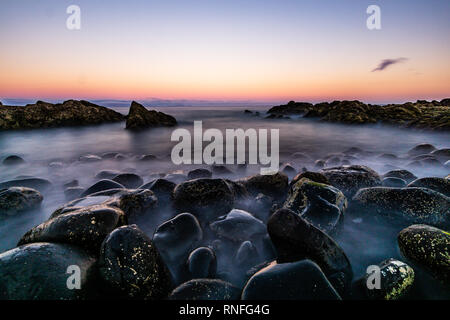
[0,0,449,104]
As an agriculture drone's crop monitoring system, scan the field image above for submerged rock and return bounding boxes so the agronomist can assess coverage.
[407,144,437,156]
[169,279,240,300]
[398,224,450,283]
[382,177,407,188]
[0,178,52,193]
[241,260,341,300]
[173,179,235,222]
[2,155,25,166]
[187,247,217,279]
[239,172,288,201]
[187,168,212,180]
[352,187,450,228]
[112,173,144,189]
[80,179,125,197]
[321,165,381,197]
[383,169,418,184]
[267,208,353,295]
[0,187,43,217]
[407,177,450,197]
[95,170,121,180]
[125,101,177,130]
[98,225,173,299]
[0,242,97,300]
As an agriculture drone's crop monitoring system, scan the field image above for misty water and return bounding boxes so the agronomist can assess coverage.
[0,106,449,299]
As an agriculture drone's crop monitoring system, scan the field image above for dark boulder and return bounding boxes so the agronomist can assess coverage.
[2,155,25,166]
[234,241,259,269]
[140,178,175,205]
[0,242,97,300]
[79,154,102,162]
[382,177,407,188]
[267,208,353,295]
[0,178,52,193]
[383,169,417,184]
[0,187,43,217]
[398,224,450,283]
[187,168,212,180]
[407,177,450,197]
[431,148,450,162]
[291,171,330,186]
[353,187,450,228]
[112,173,144,189]
[98,225,173,299]
[407,144,436,156]
[241,260,341,300]
[64,186,84,201]
[187,247,217,279]
[211,165,233,176]
[80,179,125,197]
[239,172,288,201]
[169,279,240,300]
[173,179,235,222]
[125,101,177,130]
[95,170,121,180]
[321,165,381,197]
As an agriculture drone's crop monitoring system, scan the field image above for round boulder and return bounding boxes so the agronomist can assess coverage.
[0,187,43,217]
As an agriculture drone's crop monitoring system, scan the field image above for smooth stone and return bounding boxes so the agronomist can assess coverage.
[187,168,212,180]
[140,178,176,204]
[383,169,418,184]
[79,154,102,162]
[64,186,84,201]
[80,179,125,197]
[2,155,25,166]
[211,165,233,176]
[169,279,240,300]
[407,144,436,156]
[187,247,217,279]
[407,177,450,197]
[382,177,407,188]
[239,172,289,200]
[0,187,43,217]
[112,173,144,189]
[164,173,188,184]
[0,178,52,193]
[95,170,121,180]
[234,241,259,268]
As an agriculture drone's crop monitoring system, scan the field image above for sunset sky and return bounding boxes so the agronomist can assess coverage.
[0,0,449,104]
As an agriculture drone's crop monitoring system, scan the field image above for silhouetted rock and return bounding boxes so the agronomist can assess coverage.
[125,101,177,130]
[2,155,25,166]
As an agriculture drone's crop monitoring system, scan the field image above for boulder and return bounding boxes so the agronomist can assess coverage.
[407,144,436,156]
[112,173,144,189]
[431,148,450,162]
[398,224,450,283]
[125,101,177,130]
[241,260,341,300]
[0,100,124,130]
[169,279,240,300]
[267,208,353,295]
[2,155,25,166]
[291,171,330,186]
[239,172,288,201]
[0,242,97,300]
[352,187,450,228]
[382,177,407,188]
[64,186,84,201]
[187,247,217,279]
[187,168,212,180]
[234,241,259,269]
[0,178,52,193]
[173,179,235,222]
[80,179,125,197]
[0,187,43,217]
[140,178,175,205]
[383,169,417,184]
[321,165,382,197]
[407,177,450,197]
[79,154,102,162]
[95,170,121,180]
[98,225,173,299]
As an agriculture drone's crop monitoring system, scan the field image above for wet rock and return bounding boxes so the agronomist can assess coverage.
[267,208,353,295]
[247,193,273,222]
[95,170,121,180]
[153,213,203,269]
[98,225,173,299]
[0,100,125,130]
[81,179,125,197]
[0,242,98,300]
[100,152,119,159]
[2,155,25,166]
[398,224,450,283]
[164,173,188,184]
[382,177,407,188]
[241,260,341,300]
[378,153,398,160]
[301,192,343,234]
[431,148,450,162]
[169,279,240,300]
[187,247,217,279]
[187,168,212,180]
[408,144,436,156]
[314,160,326,169]
[139,154,158,161]
[0,187,43,217]
[79,154,102,162]
[364,259,414,300]
[353,187,450,227]
[383,169,417,184]
[125,101,177,130]
[211,165,233,176]
[0,178,52,193]
[235,241,259,269]
[63,179,79,188]
[140,178,175,204]
[281,164,297,178]
[321,165,382,197]
[112,173,144,189]
[209,209,266,242]
[18,204,125,251]
[239,172,288,201]
[407,177,450,197]
[325,156,341,167]
[173,179,234,222]
[64,186,84,201]
[290,152,313,162]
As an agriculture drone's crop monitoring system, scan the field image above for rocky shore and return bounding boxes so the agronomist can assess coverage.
[0,142,449,300]
[266,99,450,130]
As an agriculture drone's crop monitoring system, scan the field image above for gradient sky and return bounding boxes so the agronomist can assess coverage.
[0,0,449,104]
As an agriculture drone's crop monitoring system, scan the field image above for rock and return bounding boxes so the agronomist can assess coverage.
[241,260,341,300]
[125,101,177,130]
[18,204,126,251]
[98,225,173,299]
[291,171,330,186]
[382,177,407,188]
[234,241,259,268]
[407,177,450,197]
[239,172,288,201]
[281,164,296,178]
[169,279,240,300]
[79,154,102,162]
[80,179,125,197]
[364,259,414,300]
[267,208,353,295]
[0,187,43,217]
[321,165,381,197]
[140,178,175,205]
[314,160,326,169]
[153,213,203,271]
[353,187,450,228]
[187,247,217,279]
[63,179,79,188]
[0,100,124,130]
[100,152,119,159]
[187,168,212,180]
[383,169,417,184]
[301,192,343,235]
[211,165,233,176]
[64,186,84,201]
[398,224,450,283]
[2,155,25,166]
[431,148,450,162]
[95,170,121,180]
[378,153,398,160]
[0,242,98,300]
[112,173,144,189]
[0,178,52,193]
[173,179,235,222]
[408,144,436,156]
[209,209,266,242]
[246,193,273,222]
